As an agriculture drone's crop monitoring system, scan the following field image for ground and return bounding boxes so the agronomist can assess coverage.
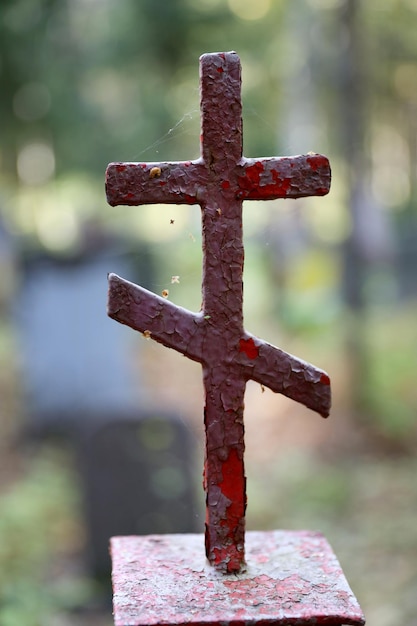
[1,335,416,625]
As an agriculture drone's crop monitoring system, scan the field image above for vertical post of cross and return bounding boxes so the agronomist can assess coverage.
[198,53,246,572]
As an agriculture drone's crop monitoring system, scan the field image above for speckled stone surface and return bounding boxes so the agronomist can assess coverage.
[111,530,365,626]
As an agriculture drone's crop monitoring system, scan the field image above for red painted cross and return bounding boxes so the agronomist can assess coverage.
[106,52,331,574]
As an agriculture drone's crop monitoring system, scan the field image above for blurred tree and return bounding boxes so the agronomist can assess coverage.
[334,0,417,443]
[1,0,416,445]
[0,0,58,180]
[336,0,380,415]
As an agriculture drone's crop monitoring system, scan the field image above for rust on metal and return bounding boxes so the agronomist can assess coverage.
[110,531,365,626]
[106,51,331,573]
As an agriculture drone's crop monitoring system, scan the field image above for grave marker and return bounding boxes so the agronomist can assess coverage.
[78,412,198,579]
[15,242,198,581]
[106,52,364,625]
[16,247,140,437]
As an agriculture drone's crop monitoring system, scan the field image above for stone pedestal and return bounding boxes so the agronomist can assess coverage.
[111,530,365,626]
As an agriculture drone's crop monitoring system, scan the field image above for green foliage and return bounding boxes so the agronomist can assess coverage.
[362,304,417,444]
[282,463,353,524]
[0,0,285,186]
[247,452,353,533]
[0,447,96,625]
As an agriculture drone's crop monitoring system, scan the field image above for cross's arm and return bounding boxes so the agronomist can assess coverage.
[106,160,206,206]
[236,154,331,200]
[107,273,204,362]
[237,331,331,418]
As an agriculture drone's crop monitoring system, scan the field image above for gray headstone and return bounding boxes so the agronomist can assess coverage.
[77,413,201,579]
[16,248,143,436]
[15,241,199,581]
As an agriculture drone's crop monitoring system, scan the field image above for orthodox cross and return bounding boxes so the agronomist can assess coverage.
[106,51,331,574]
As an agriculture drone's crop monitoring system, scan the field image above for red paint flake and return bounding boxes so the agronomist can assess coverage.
[307,155,329,171]
[217,66,224,73]
[184,161,192,167]
[212,447,246,572]
[220,448,245,514]
[184,193,197,203]
[244,161,264,185]
[140,163,147,169]
[237,162,291,198]
[116,164,126,172]
[239,337,259,360]
[212,545,241,572]
[254,179,291,197]
[320,373,331,385]
[271,169,291,194]
[159,181,166,186]
[223,572,309,599]
[221,180,231,190]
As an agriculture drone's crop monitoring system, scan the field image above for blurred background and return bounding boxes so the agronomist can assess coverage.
[1,0,417,624]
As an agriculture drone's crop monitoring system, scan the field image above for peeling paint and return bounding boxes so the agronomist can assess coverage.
[239,337,259,359]
[111,531,365,626]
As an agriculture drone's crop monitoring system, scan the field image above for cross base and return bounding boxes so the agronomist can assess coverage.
[111,530,365,626]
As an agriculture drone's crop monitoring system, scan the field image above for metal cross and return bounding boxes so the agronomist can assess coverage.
[105,51,331,574]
